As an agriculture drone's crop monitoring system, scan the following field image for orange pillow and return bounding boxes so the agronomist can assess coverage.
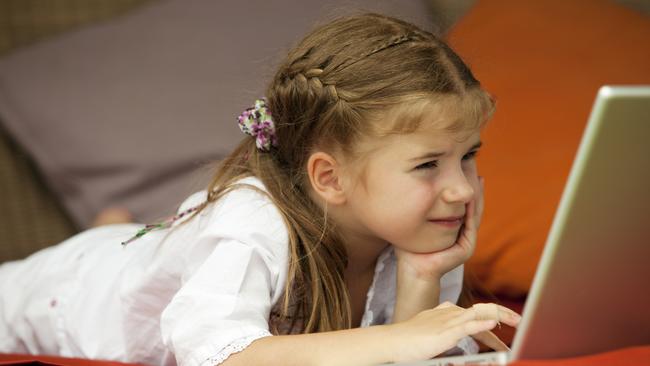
[447,0,650,297]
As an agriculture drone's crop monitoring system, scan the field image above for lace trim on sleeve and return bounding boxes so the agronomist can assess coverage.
[203,330,272,366]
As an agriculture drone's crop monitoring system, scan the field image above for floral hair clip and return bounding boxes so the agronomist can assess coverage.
[237,98,277,151]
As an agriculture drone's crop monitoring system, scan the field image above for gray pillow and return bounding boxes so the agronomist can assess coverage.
[0,0,436,228]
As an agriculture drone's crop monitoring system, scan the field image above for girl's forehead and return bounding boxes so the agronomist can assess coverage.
[338,91,491,167]
[353,125,480,165]
[371,91,492,138]
[386,128,480,154]
[361,96,484,148]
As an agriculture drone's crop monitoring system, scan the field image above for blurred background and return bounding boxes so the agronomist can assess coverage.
[0,0,481,262]
[1,2,649,340]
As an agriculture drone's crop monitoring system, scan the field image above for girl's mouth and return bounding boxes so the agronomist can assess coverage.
[428,216,464,228]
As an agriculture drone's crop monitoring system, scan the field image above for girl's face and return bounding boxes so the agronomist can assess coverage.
[340,121,482,254]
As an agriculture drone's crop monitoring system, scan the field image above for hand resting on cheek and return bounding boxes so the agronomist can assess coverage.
[394,175,484,281]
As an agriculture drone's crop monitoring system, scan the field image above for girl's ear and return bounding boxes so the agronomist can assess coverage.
[307,151,347,206]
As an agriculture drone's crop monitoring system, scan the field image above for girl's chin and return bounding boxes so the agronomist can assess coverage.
[428,241,458,254]
[396,239,458,254]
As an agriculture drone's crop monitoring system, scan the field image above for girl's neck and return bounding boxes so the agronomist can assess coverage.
[342,229,389,276]
[307,186,388,275]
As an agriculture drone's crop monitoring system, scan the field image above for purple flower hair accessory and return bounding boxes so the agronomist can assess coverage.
[237,98,277,151]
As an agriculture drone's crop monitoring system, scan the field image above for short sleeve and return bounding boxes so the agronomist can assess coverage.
[160,240,273,366]
[159,180,289,366]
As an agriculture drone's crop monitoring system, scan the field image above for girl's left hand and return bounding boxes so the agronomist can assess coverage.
[395,176,484,281]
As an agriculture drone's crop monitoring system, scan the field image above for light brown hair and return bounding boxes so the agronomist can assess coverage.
[200,13,494,333]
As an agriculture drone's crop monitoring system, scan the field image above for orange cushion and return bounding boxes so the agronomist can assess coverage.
[447,0,650,297]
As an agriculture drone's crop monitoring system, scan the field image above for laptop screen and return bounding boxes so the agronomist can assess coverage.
[512,86,650,360]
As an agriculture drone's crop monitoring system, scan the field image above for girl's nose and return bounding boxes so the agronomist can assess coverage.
[441,172,475,203]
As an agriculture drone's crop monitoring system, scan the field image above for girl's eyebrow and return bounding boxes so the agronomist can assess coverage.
[409,151,445,162]
[409,141,483,161]
[468,141,483,151]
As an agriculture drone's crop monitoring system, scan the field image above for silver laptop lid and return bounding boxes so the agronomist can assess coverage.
[511,86,650,360]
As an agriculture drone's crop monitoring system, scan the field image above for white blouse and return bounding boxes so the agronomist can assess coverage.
[0,177,474,366]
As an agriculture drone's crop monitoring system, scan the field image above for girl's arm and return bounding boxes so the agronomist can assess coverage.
[222,325,395,366]
[393,176,485,322]
[222,302,519,366]
[392,263,441,322]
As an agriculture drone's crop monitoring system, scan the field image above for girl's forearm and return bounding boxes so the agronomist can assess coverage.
[392,265,441,323]
[221,325,396,366]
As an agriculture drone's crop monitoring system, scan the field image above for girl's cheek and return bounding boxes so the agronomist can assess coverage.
[419,182,439,202]
[464,164,480,193]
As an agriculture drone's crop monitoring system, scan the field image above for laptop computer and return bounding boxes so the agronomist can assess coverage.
[388,85,650,365]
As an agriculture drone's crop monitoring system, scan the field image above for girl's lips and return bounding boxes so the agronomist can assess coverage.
[428,216,464,227]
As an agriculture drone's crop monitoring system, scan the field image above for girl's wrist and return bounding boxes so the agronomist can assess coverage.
[381,322,410,363]
[394,266,441,322]
[396,256,445,283]
[395,272,441,304]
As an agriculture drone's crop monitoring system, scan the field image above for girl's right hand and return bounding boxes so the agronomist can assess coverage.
[389,301,521,363]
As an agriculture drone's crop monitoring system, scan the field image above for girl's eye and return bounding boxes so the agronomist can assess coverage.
[463,150,479,161]
[415,160,438,170]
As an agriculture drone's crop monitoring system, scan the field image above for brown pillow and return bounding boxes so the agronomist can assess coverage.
[448,0,650,297]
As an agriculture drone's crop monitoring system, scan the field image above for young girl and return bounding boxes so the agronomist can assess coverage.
[0,13,520,366]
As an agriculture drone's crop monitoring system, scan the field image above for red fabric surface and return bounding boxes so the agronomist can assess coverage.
[514,345,650,366]
[2,345,650,365]
[0,355,138,366]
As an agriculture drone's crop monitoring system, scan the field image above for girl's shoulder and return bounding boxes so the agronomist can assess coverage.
[176,176,270,214]
[174,176,288,254]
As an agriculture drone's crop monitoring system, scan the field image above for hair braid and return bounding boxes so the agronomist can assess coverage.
[365,34,413,58]
[286,67,346,106]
